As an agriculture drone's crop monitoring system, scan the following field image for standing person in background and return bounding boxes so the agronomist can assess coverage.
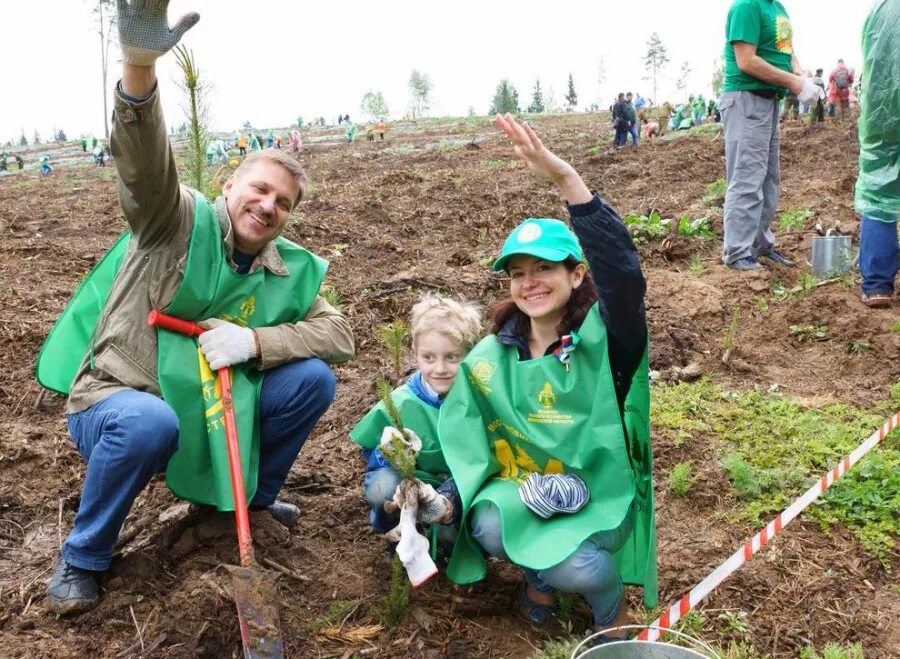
[718,0,823,271]
[40,155,53,176]
[612,93,629,149]
[828,58,854,121]
[625,92,639,146]
[855,0,899,308]
[377,120,386,140]
[290,130,302,153]
[346,122,357,143]
[237,132,248,156]
[811,69,826,123]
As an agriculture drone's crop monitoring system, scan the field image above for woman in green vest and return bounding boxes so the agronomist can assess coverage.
[350,295,481,557]
[436,114,656,641]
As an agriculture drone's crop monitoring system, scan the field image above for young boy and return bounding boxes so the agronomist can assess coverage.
[350,294,481,555]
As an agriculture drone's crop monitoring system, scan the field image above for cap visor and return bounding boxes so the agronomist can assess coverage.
[491,246,574,272]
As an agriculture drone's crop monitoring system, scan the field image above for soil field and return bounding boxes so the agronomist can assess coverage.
[0,114,897,658]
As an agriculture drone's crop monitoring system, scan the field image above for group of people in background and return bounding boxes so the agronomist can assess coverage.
[782,59,857,122]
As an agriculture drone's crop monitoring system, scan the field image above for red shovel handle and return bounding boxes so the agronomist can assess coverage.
[148,309,255,567]
[147,309,205,337]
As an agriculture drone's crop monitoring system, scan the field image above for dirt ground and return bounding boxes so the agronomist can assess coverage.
[1,114,897,659]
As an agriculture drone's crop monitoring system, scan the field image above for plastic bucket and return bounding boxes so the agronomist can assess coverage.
[571,627,718,659]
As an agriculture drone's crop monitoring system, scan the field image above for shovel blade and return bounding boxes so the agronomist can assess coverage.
[228,565,285,658]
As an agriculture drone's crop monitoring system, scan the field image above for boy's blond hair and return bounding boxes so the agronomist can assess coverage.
[409,294,482,350]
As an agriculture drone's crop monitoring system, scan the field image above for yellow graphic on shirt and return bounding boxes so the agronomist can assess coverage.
[494,439,564,482]
[220,294,256,327]
[775,15,793,54]
[198,348,225,433]
[537,382,557,409]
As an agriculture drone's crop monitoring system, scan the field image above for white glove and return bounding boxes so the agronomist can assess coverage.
[797,78,825,106]
[379,427,422,453]
[117,0,200,66]
[197,319,257,370]
[393,505,438,587]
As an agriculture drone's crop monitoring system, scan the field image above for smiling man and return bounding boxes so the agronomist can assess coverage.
[39,1,354,614]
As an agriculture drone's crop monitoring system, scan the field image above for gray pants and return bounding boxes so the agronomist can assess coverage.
[720,91,780,265]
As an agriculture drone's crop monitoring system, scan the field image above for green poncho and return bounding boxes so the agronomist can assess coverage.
[36,194,327,509]
[854,0,900,223]
[438,304,657,607]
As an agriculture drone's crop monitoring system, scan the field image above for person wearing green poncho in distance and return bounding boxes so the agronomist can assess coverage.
[855,0,899,308]
[249,132,261,152]
[434,114,655,642]
[346,122,357,143]
[39,1,354,616]
[350,295,482,558]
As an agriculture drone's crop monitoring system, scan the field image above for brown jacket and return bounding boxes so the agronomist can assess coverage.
[66,84,354,414]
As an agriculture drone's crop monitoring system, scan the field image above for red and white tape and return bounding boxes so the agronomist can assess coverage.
[638,411,900,643]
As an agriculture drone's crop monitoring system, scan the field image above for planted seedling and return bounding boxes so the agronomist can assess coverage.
[777,208,813,232]
[375,379,416,478]
[668,461,698,496]
[844,338,870,355]
[721,306,741,364]
[789,325,828,343]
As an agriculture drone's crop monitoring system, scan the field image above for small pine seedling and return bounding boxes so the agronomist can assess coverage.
[668,461,698,496]
[370,555,411,628]
[375,379,416,478]
[377,319,410,382]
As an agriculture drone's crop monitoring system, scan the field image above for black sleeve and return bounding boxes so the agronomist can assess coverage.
[568,194,647,409]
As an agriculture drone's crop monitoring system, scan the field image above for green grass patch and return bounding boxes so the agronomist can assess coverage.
[306,599,357,631]
[777,208,813,232]
[621,212,715,244]
[652,380,900,565]
[701,177,727,204]
[799,642,864,659]
[668,461,698,496]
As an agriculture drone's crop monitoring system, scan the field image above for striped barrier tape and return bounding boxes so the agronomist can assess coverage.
[637,410,900,643]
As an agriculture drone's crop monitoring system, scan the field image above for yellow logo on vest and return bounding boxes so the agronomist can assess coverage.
[469,358,497,394]
[494,438,564,482]
[220,294,257,327]
[198,348,226,433]
[528,382,574,425]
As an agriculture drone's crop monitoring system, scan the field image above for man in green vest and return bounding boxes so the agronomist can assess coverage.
[42,1,354,615]
[720,0,824,270]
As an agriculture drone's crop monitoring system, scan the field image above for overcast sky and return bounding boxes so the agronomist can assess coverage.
[0,1,873,143]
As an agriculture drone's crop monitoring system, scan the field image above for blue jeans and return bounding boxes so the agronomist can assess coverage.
[363,466,458,548]
[693,111,703,126]
[470,501,635,625]
[628,123,639,145]
[614,128,628,147]
[859,215,898,296]
[63,358,335,571]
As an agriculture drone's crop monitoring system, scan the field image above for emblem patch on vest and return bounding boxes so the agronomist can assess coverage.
[469,359,497,394]
[528,382,574,425]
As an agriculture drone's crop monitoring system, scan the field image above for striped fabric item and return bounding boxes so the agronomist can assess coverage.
[518,473,590,519]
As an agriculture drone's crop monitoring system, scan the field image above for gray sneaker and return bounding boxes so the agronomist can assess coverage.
[47,557,101,615]
[267,500,300,528]
[758,250,795,267]
[726,256,762,271]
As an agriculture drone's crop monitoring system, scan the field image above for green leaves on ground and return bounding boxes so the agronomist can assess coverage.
[622,211,715,244]
[777,208,813,232]
[701,177,726,204]
[789,324,828,342]
[652,380,900,565]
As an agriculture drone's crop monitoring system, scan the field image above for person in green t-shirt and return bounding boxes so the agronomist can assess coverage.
[855,0,899,308]
[719,0,824,271]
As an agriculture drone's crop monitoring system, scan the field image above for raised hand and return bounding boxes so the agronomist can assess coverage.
[495,113,592,205]
[117,0,200,66]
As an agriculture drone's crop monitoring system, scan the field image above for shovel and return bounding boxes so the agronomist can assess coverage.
[148,310,284,658]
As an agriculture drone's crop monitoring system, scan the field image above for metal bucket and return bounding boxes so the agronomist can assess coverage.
[572,627,718,659]
[809,230,855,278]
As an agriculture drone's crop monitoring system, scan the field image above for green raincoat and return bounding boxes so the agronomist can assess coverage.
[438,303,657,607]
[854,0,900,223]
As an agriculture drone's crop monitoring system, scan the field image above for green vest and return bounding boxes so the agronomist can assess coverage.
[349,383,448,486]
[723,0,793,95]
[439,304,657,608]
[36,194,327,509]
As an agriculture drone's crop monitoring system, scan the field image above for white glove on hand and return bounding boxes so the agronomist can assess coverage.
[197,319,257,371]
[117,0,200,66]
[797,78,825,106]
[379,426,423,453]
